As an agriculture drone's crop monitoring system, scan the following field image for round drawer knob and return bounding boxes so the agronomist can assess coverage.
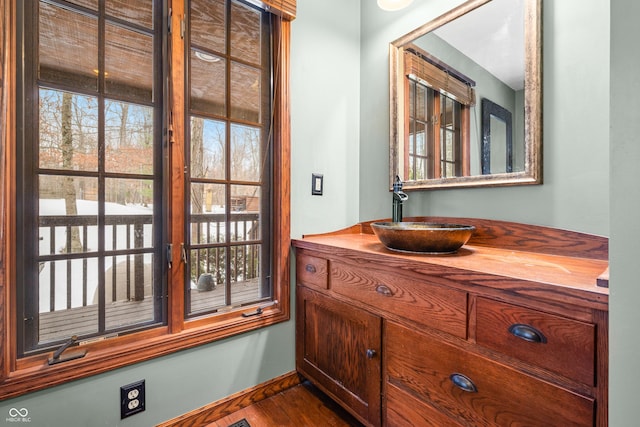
[366,349,377,359]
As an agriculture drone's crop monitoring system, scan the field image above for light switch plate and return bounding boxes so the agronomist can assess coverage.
[312,173,323,196]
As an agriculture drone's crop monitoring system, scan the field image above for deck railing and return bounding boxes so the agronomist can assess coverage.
[189,212,261,293]
[38,212,260,312]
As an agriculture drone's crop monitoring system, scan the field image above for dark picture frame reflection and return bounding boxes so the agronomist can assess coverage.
[481,98,513,175]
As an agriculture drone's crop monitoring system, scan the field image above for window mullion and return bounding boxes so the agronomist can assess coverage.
[433,91,442,179]
[19,0,41,357]
[461,106,470,176]
[96,0,106,335]
[224,0,232,307]
[167,0,186,333]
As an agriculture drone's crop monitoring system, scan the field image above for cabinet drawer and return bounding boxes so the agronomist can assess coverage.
[296,252,328,290]
[475,297,596,385]
[385,321,594,427]
[331,262,467,338]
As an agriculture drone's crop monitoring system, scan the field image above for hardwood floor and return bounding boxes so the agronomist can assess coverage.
[205,381,364,427]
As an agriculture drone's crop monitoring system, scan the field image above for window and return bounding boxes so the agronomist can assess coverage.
[404,44,474,180]
[186,0,272,317]
[408,81,465,179]
[0,0,294,398]
[18,0,164,356]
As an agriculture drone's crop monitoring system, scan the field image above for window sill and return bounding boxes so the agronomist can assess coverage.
[2,304,289,401]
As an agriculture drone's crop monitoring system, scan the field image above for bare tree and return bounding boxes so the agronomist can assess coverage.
[191,117,205,244]
[61,92,83,252]
[119,103,129,148]
[231,126,260,183]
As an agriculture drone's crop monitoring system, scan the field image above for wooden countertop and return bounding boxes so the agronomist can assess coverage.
[292,217,609,311]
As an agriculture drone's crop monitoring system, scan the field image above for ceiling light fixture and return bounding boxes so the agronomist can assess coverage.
[377,0,414,12]
[195,51,220,63]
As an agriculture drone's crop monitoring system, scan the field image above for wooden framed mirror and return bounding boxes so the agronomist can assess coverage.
[389,0,542,190]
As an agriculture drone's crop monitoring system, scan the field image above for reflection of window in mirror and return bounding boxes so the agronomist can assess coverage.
[404,45,475,180]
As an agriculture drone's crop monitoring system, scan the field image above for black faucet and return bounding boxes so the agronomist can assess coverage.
[392,176,408,222]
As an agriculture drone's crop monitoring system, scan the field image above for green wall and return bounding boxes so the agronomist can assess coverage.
[0,326,294,426]
[290,0,361,237]
[610,0,640,425]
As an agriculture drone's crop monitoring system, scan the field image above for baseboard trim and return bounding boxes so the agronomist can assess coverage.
[156,371,302,427]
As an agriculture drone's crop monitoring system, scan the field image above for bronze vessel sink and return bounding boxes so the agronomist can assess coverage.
[371,222,475,254]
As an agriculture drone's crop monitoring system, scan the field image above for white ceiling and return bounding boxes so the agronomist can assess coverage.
[433,0,525,91]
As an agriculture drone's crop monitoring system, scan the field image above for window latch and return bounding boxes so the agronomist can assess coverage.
[241,300,278,318]
[48,335,87,365]
[167,244,173,269]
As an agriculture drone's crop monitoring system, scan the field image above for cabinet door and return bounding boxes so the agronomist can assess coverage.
[296,286,381,426]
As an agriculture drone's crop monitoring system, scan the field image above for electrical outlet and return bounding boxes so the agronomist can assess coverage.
[120,380,145,419]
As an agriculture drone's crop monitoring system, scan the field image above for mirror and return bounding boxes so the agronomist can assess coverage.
[389,0,541,190]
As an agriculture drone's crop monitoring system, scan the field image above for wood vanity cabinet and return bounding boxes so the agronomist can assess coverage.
[293,217,609,427]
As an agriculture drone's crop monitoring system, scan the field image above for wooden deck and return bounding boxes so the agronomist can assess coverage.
[39,280,262,343]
